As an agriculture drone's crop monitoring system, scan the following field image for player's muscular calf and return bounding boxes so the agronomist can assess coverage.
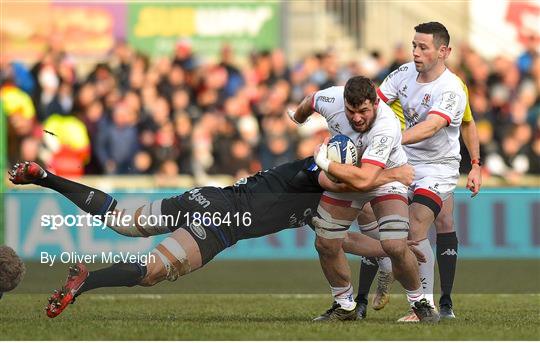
[313,202,359,287]
[371,199,421,291]
[315,237,351,287]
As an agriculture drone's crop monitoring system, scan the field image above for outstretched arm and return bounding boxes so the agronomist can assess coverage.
[343,232,426,263]
[460,119,482,197]
[287,94,315,124]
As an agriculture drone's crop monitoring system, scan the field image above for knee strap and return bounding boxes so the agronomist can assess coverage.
[359,221,379,239]
[378,215,409,240]
[153,237,191,281]
[312,206,352,239]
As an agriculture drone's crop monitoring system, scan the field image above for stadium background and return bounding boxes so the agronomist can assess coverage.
[0,1,539,339]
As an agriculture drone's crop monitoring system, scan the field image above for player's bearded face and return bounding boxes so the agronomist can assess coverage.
[345,99,378,133]
[412,32,445,73]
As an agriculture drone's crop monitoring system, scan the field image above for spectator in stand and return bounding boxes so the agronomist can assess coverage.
[1,76,37,165]
[219,43,245,97]
[173,113,193,175]
[528,134,540,174]
[44,82,74,118]
[95,102,139,174]
[485,125,532,183]
[173,38,198,71]
[81,100,106,174]
[41,112,90,177]
[171,87,200,120]
[133,150,153,175]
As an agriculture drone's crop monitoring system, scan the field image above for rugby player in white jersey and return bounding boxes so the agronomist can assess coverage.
[288,76,439,322]
[355,80,481,320]
[375,22,481,321]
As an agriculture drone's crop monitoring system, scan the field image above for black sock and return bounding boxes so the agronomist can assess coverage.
[35,172,117,217]
[77,263,147,295]
[356,257,379,304]
[436,232,458,304]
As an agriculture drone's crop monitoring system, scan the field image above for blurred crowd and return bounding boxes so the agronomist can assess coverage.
[1,37,539,183]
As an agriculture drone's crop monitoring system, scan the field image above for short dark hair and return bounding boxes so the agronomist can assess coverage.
[414,22,450,47]
[344,76,377,108]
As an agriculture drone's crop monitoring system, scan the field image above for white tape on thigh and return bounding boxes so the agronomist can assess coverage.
[359,221,379,239]
[161,237,188,263]
[317,206,353,227]
[153,237,191,281]
[378,215,409,240]
[314,227,347,239]
[312,206,352,239]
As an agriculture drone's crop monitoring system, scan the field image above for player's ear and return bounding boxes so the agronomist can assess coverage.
[445,46,452,59]
[439,45,450,59]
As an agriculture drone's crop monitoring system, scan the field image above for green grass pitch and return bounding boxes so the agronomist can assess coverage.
[1,260,539,340]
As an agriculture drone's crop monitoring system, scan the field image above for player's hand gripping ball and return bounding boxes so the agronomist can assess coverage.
[324,134,358,182]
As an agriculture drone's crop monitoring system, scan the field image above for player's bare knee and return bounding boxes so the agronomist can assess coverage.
[435,211,454,234]
[315,236,343,256]
[381,239,408,259]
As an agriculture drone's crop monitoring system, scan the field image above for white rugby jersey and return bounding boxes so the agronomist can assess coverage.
[312,86,407,169]
[377,62,466,165]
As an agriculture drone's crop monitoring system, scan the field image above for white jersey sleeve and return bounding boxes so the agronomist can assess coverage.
[377,63,412,104]
[312,86,345,121]
[428,87,465,128]
[360,103,405,169]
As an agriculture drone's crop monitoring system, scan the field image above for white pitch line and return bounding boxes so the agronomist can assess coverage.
[90,294,163,300]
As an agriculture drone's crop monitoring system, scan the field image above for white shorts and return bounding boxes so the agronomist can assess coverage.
[323,181,408,210]
[408,163,459,204]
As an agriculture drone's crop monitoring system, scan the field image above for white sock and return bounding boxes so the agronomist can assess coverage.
[331,284,356,311]
[417,238,435,307]
[405,286,425,307]
[377,256,392,273]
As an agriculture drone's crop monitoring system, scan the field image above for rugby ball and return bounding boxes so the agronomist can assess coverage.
[325,134,358,182]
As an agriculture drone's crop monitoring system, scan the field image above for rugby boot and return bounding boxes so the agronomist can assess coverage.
[354,299,368,320]
[313,301,358,321]
[46,263,89,318]
[412,298,440,323]
[9,161,46,184]
[372,270,394,310]
[397,309,420,323]
[439,296,456,319]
